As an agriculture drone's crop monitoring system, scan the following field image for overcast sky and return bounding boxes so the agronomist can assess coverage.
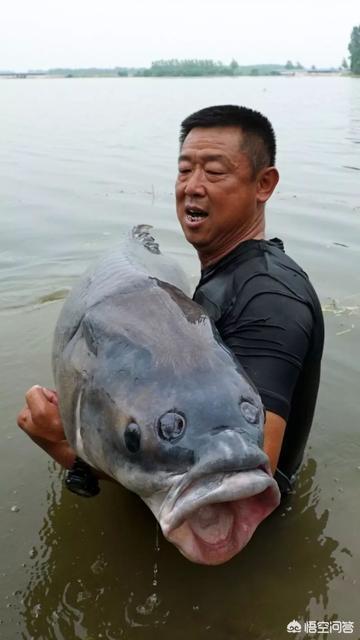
[1,0,358,71]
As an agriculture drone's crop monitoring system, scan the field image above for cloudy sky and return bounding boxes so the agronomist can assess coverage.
[1,0,358,71]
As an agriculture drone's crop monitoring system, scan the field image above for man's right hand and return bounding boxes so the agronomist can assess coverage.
[17,385,77,469]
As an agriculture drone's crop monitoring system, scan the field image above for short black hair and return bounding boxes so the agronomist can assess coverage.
[179,105,276,175]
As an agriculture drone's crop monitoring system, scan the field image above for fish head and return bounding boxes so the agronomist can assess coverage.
[60,301,280,566]
[136,367,280,566]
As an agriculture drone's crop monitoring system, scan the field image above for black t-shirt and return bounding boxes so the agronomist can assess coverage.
[192,238,324,493]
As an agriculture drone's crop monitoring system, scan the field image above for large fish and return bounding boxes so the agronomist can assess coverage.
[53,225,280,565]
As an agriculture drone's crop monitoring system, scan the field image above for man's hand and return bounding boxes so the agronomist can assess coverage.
[18,385,64,442]
[17,386,112,480]
[17,385,76,469]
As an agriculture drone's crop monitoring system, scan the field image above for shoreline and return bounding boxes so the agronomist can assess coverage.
[0,72,355,80]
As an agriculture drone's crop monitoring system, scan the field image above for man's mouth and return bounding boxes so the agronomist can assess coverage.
[185,206,209,222]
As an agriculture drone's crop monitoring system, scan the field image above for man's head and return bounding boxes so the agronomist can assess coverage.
[176,105,279,267]
[179,104,276,177]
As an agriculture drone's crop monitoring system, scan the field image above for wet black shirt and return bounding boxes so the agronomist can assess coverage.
[192,239,324,493]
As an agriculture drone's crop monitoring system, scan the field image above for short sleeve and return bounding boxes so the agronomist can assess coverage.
[217,281,314,421]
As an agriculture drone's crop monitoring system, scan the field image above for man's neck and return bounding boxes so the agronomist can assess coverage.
[199,228,265,269]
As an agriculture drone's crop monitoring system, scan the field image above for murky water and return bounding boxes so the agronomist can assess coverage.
[0,77,359,639]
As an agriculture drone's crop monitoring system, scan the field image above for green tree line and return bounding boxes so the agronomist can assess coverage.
[45,60,285,78]
[139,59,241,77]
[134,59,284,77]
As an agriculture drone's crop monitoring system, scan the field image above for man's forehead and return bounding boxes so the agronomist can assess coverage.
[180,126,244,156]
[182,125,242,143]
[178,151,229,162]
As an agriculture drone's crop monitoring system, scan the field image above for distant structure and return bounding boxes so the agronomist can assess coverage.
[0,71,47,79]
[307,67,340,74]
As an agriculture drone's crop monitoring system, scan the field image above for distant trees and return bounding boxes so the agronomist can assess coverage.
[348,25,360,74]
[229,59,240,75]
[141,59,240,77]
[284,61,303,71]
[135,59,286,77]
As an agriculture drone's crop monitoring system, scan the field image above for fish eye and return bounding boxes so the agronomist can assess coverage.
[124,422,141,453]
[157,411,186,442]
[239,400,260,424]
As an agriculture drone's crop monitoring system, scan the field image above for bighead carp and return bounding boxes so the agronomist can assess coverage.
[53,225,280,565]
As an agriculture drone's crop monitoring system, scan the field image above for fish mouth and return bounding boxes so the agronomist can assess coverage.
[158,468,280,565]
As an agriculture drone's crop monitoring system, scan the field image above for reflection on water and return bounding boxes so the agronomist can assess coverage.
[20,459,344,640]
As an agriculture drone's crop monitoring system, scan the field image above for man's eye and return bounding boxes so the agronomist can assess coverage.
[178,168,191,174]
[206,170,224,176]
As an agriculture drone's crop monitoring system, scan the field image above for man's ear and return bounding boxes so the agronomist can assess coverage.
[256,167,279,204]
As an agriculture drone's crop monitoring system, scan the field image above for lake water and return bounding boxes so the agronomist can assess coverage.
[0,77,359,640]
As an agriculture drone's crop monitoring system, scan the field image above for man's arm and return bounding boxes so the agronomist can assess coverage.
[263,411,287,474]
[218,281,315,481]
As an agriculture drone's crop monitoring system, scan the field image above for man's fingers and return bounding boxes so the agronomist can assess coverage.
[17,405,48,441]
[25,385,57,423]
[25,385,49,417]
[17,406,33,432]
[23,385,65,442]
[41,387,59,405]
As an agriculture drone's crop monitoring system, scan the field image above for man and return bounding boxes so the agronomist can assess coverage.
[17,105,324,495]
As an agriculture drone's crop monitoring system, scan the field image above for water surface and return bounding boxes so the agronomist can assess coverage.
[0,77,359,640]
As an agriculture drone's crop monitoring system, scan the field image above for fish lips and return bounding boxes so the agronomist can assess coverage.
[157,468,280,565]
[160,467,278,533]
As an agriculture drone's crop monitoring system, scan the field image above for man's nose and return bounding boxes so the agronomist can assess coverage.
[184,168,206,197]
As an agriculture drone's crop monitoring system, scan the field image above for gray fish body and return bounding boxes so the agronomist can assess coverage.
[53,225,280,565]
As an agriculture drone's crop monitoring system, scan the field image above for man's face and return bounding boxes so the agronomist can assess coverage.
[175,126,260,259]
